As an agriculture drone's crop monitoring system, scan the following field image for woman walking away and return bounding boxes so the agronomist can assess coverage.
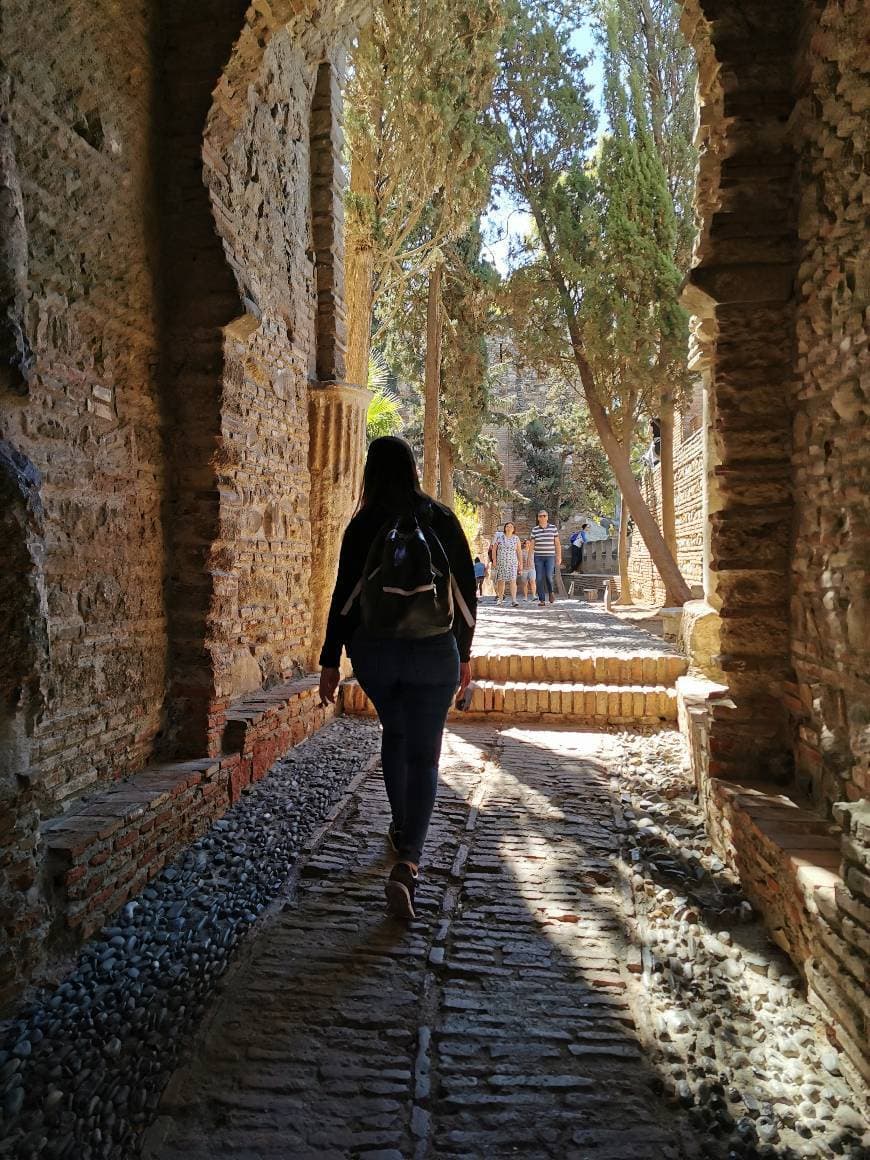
[520,537,535,600]
[491,521,522,606]
[531,509,562,605]
[318,437,477,919]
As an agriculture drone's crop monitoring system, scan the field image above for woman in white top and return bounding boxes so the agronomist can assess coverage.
[491,521,522,606]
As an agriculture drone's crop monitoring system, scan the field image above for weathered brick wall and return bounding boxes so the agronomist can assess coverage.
[786,0,870,1085]
[0,442,49,1007]
[678,0,870,1085]
[627,424,705,605]
[201,15,363,735]
[790,0,870,811]
[1,2,166,804]
[0,0,367,1002]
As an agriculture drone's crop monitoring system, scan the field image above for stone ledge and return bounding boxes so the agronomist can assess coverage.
[42,678,333,941]
[704,777,869,1087]
[707,778,841,964]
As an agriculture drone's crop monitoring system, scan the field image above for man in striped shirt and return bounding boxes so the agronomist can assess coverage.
[530,510,562,606]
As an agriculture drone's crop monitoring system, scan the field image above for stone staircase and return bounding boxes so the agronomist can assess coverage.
[341,648,687,728]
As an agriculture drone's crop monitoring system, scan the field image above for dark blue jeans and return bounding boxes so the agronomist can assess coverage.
[349,630,460,865]
[534,554,556,602]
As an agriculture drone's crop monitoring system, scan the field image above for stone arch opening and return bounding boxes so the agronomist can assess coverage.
[157,1,249,758]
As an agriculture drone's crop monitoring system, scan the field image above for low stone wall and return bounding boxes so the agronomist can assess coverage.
[40,679,332,946]
[678,678,870,1088]
[577,537,618,575]
[627,428,704,605]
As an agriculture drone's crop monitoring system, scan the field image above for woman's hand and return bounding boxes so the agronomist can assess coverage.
[319,667,341,707]
[458,661,472,695]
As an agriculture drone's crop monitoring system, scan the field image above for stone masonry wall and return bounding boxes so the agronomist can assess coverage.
[789,0,870,812]
[201,14,363,741]
[0,1,167,804]
[679,0,870,1083]
[786,0,870,1083]
[0,0,367,1003]
[627,423,705,606]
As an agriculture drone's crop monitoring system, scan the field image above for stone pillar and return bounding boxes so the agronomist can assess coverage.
[310,59,347,384]
[308,383,371,669]
[678,0,800,785]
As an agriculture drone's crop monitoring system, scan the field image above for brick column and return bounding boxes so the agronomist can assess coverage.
[310,60,348,384]
[308,383,371,669]
[680,0,800,785]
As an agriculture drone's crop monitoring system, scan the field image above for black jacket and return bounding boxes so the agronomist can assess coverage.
[319,500,478,667]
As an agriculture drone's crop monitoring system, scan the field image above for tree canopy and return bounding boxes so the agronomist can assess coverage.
[343,0,502,386]
[489,0,692,602]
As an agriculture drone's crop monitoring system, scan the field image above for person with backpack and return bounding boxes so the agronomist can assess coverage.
[318,436,477,920]
[569,522,589,573]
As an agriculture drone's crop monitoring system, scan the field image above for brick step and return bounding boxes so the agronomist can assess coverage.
[341,679,677,725]
[471,652,686,686]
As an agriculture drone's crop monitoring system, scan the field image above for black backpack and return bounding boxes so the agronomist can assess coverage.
[341,508,474,639]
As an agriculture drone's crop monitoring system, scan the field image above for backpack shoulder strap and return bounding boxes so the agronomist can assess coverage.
[339,516,392,616]
[450,574,475,628]
[340,577,363,617]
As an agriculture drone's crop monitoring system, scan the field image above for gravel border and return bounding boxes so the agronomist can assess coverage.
[0,718,381,1160]
[613,730,869,1160]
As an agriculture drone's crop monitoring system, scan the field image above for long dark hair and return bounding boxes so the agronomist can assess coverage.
[358,436,430,515]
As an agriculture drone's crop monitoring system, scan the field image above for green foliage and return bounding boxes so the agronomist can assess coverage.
[512,397,612,522]
[492,0,691,446]
[366,389,404,441]
[366,351,404,441]
[441,223,501,458]
[454,494,482,549]
[377,218,506,507]
[345,0,503,310]
[596,0,696,268]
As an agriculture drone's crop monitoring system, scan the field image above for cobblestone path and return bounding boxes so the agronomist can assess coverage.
[472,596,679,657]
[145,725,699,1159]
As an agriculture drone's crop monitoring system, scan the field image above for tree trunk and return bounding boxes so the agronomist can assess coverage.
[617,493,634,605]
[529,207,691,605]
[422,263,443,495]
[659,386,678,602]
[439,433,455,509]
[344,109,377,389]
[584,388,690,604]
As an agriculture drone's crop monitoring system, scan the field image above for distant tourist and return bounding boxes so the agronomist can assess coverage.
[318,436,477,920]
[491,521,522,607]
[531,509,562,605]
[569,523,589,573]
[473,556,487,597]
[520,537,535,600]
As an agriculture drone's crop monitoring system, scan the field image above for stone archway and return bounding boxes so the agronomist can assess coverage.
[161,0,370,754]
